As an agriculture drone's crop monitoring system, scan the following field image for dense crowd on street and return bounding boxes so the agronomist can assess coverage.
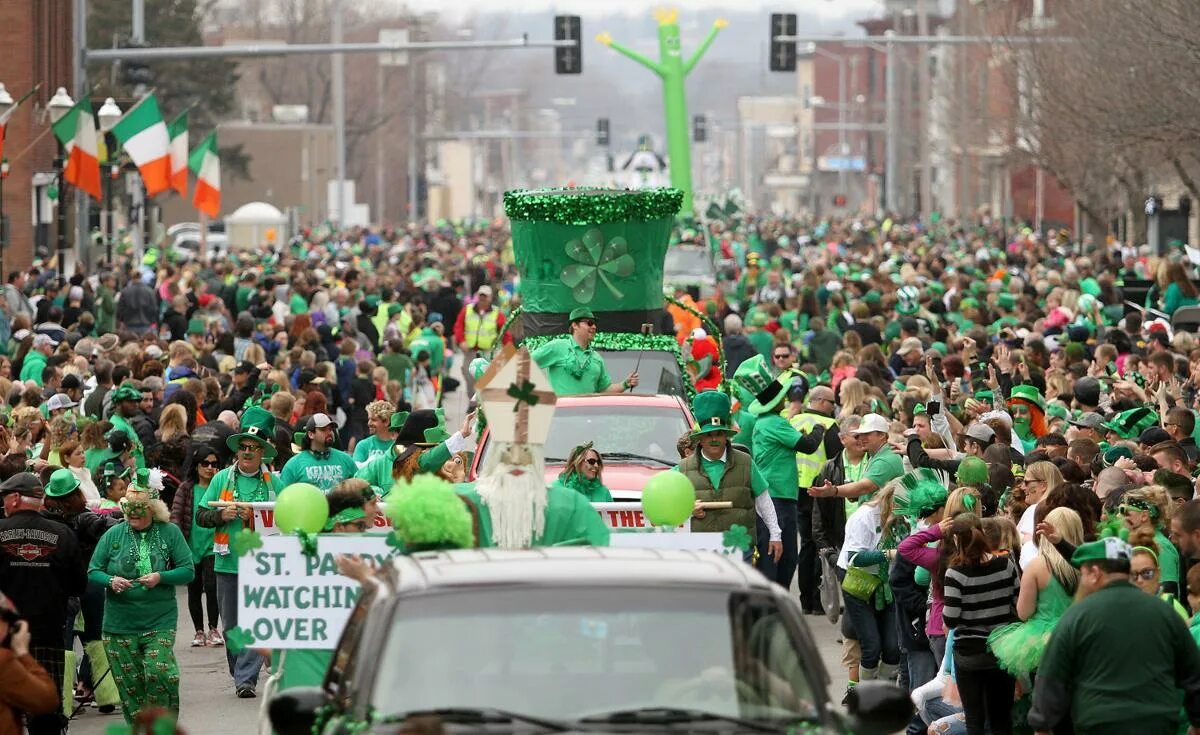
[3,212,1200,735]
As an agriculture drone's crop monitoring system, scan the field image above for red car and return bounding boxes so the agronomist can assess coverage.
[469,393,693,500]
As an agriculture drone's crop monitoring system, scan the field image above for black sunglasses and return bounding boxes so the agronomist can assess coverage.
[773,353,792,359]
[577,319,597,327]
[584,458,600,466]
[198,459,220,468]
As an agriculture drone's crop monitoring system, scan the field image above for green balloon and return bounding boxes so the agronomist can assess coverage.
[275,483,329,535]
[641,470,696,527]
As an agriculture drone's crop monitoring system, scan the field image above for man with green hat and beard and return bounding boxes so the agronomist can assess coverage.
[733,355,826,587]
[195,406,283,699]
[677,390,782,564]
[531,308,640,396]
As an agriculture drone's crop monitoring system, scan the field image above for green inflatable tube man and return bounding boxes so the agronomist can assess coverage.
[597,9,726,215]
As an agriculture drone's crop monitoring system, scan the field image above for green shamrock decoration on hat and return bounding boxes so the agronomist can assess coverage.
[560,228,636,303]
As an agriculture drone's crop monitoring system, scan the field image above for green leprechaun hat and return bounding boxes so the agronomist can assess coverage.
[733,355,789,416]
[1103,407,1159,440]
[1008,385,1045,412]
[226,406,278,460]
[504,187,683,337]
[691,390,733,436]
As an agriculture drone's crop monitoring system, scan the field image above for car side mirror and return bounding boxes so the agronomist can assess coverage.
[845,680,912,735]
[268,686,328,735]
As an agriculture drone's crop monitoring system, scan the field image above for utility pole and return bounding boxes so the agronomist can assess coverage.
[884,30,898,215]
[72,0,88,273]
[332,0,346,227]
[917,0,932,220]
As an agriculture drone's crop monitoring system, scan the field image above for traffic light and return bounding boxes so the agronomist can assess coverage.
[769,13,797,72]
[597,118,610,146]
[554,15,582,74]
[692,114,707,143]
[120,41,154,89]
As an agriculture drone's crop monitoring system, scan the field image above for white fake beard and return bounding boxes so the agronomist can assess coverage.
[476,441,547,549]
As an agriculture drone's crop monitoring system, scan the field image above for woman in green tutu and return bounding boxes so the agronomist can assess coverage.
[988,506,1082,678]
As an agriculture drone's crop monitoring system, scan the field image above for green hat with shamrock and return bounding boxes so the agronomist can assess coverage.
[1070,537,1132,568]
[691,390,733,436]
[503,188,682,336]
[225,406,278,460]
[733,355,789,416]
[1103,407,1159,440]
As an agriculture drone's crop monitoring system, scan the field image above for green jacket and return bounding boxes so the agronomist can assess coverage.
[88,521,194,634]
[19,350,46,385]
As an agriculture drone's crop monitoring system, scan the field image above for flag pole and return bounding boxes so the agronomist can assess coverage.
[199,211,207,262]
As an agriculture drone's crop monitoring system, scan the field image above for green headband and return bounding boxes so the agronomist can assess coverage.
[325,506,367,531]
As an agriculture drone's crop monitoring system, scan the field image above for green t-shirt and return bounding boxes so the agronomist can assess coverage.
[379,352,413,385]
[751,413,803,500]
[199,466,281,574]
[1155,529,1181,588]
[353,435,394,467]
[88,521,195,634]
[109,414,146,469]
[1034,581,1200,732]
[531,339,613,396]
[235,285,254,315]
[273,649,332,691]
[691,451,768,498]
[863,445,904,492]
[456,482,610,548]
[279,449,360,493]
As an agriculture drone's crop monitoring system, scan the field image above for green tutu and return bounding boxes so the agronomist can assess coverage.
[988,575,1072,677]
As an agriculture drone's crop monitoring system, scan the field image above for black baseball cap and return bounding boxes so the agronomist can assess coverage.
[233,361,257,375]
[0,472,44,498]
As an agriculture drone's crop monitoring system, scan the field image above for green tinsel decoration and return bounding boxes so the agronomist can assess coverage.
[503,187,684,226]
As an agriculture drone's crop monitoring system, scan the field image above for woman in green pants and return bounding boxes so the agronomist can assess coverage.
[87,469,194,723]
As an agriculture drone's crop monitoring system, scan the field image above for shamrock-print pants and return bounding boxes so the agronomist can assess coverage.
[103,629,180,724]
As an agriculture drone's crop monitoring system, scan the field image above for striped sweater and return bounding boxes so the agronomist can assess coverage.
[942,554,1020,655]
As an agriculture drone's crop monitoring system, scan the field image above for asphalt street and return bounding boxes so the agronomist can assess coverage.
[70,376,849,734]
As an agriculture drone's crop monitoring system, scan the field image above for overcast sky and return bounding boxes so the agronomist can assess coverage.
[399,0,885,22]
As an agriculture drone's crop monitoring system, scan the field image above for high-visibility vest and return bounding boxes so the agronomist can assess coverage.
[790,411,837,489]
[463,307,500,350]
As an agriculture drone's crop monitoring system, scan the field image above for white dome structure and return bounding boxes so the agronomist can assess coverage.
[225,201,287,250]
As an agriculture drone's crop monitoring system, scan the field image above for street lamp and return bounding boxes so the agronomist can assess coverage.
[97,97,122,267]
[47,87,74,277]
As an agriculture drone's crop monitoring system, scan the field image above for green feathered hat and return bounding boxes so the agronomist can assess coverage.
[386,475,474,552]
[893,469,949,520]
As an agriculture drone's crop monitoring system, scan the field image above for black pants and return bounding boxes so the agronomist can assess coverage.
[28,645,66,735]
[955,661,1015,735]
[796,504,820,609]
[188,555,219,631]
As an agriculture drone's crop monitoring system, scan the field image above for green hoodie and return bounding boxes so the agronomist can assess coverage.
[555,471,613,503]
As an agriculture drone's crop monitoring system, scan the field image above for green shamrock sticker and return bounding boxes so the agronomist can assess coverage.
[722,524,752,554]
[386,530,404,550]
[506,380,539,410]
[560,228,635,303]
[225,627,256,655]
[232,529,263,557]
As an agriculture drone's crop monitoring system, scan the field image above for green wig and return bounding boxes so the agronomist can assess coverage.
[893,469,950,520]
[956,456,990,487]
[386,475,475,552]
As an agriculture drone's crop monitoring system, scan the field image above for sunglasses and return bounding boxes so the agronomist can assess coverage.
[584,458,600,466]
[1132,568,1157,581]
[577,319,597,327]
[238,443,262,453]
[773,353,791,359]
[198,460,220,468]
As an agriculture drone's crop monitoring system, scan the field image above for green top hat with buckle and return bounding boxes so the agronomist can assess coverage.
[691,390,733,436]
[504,187,682,336]
[1103,407,1159,440]
[225,406,278,460]
[45,468,81,498]
[1008,385,1045,412]
[733,355,789,416]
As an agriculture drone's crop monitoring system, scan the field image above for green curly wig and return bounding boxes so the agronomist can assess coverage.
[893,468,950,520]
[956,456,989,487]
[386,475,474,552]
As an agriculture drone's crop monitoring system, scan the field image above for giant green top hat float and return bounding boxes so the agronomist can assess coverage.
[504,187,684,337]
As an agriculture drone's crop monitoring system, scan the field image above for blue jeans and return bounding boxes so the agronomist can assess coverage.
[838,568,900,669]
[216,572,264,689]
[756,497,797,589]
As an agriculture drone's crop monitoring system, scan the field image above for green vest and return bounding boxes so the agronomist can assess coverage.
[679,448,755,540]
[790,412,837,489]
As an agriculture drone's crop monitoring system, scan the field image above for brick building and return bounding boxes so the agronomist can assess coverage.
[0,1,75,271]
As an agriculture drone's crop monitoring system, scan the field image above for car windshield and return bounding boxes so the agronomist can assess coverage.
[540,404,689,466]
[371,587,819,725]
[664,248,713,278]
[598,350,685,396]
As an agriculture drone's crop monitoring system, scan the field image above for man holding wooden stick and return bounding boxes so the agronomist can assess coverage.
[677,390,782,563]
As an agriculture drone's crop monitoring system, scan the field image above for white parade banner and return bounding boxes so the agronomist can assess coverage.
[237,535,387,649]
[239,529,739,649]
[214,501,693,533]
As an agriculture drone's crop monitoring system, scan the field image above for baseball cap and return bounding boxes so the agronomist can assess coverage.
[1069,412,1106,430]
[61,374,82,391]
[1073,377,1102,407]
[1070,537,1133,568]
[32,334,57,348]
[0,472,43,498]
[304,413,337,431]
[852,413,890,435]
[476,285,493,297]
[1139,426,1172,446]
[897,337,923,356]
[961,423,995,444]
[233,361,257,375]
[145,345,164,360]
[46,394,77,412]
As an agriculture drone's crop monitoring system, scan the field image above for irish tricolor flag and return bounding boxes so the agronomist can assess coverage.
[112,94,171,197]
[189,131,220,218]
[51,96,102,200]
[167,112,188,197]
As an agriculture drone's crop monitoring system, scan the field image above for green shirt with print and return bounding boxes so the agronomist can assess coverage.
[279,449,360,493]
[353,435,394,466]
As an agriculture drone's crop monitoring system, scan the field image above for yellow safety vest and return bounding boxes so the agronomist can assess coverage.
[790,411,837,489]
[463,307,500,350]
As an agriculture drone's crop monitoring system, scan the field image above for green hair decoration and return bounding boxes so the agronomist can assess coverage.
[387,475,474,552]
[1097,513,1130,542]
[893,469,950,520]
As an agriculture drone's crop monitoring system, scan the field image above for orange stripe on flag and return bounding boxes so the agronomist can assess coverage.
[139,156,172,197]
[193,178,220,219]
[171,167,187,197]
[65,146,101,201]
